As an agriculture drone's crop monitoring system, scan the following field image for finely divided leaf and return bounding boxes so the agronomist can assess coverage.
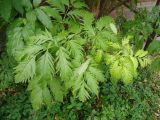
[130,56,138,77]
[85,72,99,95]
[135,50,148,57]
[67,40,83,59]
[60,0,69,6]
[72,59,103,102]
[37,51,54,80]
[110,60,122,82]
[40,6,62,21]
[47,0,65,12]
[26,10,37,24]
[32,30,53,45]
[30,86,43,110]
[72,1,87,8]
[7,27,24,56]
[96,16,113,30]
[88,66,105,82]
[35,8,53,29]
[122,67,133,85]
[16,45,43,61]
[67,40,84,67]
[14,57,36,83]
[78,83,90,102]
[56,47,72,80]
[43,86,52,105]
[49,78,64,102]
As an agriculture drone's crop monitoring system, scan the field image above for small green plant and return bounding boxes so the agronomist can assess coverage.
[105,36,151,84]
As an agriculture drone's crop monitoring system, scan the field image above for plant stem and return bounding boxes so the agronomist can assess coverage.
[143,0,160,50]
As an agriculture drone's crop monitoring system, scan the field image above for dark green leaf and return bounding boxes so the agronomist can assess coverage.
[35,8,53,30]
[0,0,12,21]
[33,0,41,7]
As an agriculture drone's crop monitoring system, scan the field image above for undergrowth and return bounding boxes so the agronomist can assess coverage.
[0,69,159,120]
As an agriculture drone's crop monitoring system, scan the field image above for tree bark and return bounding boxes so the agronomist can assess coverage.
[85,0,138,18]
[117,0,138,14]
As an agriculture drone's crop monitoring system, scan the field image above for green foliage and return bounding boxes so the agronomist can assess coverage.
[72,59,105,101]
[105,37,150,84]
[0,1,159,120]
[0,53,15,90]
[0,0,12,21]
[0,70,159,120]
[122,6,160,50]
[119,6,160,74]
[0,86,32,120]
[3,0,152,110]
[96,70,160,120]
[15,57,36,83]
[0,0,32,21]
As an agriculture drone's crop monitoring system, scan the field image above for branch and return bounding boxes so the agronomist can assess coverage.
[143,27,157,50]
[97,0,131,17]
[144,0,160,50]
[156,0,160,6]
